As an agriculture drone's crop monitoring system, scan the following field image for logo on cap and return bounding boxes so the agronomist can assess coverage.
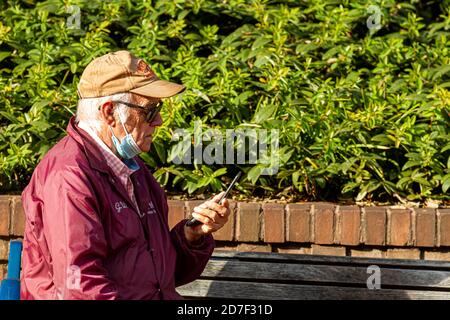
[136,60,155,78]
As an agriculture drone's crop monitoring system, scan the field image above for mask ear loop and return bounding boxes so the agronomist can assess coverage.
[115,104,142,153]
[116,106,130,135]
[108,104,129,140]
[109,126,118,140]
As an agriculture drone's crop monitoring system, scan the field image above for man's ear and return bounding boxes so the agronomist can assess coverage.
[99,101,116,127]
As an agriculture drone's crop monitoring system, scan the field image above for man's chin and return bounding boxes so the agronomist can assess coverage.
[138,137,153,153]
[139,142,152,153]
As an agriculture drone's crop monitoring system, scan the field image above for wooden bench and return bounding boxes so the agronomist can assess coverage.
[177,251,450,300]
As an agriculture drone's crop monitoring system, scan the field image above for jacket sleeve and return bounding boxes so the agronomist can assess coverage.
[41,168,119,300]
[146,168,215,287]
[170,220,215,287]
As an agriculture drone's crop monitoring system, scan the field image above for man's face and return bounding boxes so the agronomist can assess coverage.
[115,94,163,153]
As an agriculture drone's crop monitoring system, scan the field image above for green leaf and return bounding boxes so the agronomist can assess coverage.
[247,166,262,184]
[403,160,422,171]
[212,167,227,178]
[442,174,450,193]
[191,88,211,103]
[0,111,18,124]
[432,65,450,81]
[0,52,11,63]
[30,100,51,115]
[252,37,271,50]
[295,43,318,55]
[252,104,276,124]
[153,141,167,163]
[356,190,367,201]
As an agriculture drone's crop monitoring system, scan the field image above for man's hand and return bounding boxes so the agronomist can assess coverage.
[184,191,230,243]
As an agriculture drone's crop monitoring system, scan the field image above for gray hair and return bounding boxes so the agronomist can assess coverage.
[75,92,132,132]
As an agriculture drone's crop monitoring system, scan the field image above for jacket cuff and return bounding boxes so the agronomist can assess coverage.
[173,219,215,251]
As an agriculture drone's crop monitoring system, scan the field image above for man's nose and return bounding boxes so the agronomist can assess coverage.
[149,112,163,127]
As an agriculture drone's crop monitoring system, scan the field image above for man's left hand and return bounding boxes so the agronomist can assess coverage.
[184,191,230,243]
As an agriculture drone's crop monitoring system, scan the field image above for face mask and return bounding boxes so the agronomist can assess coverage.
[110,109,142,160]
[123,158,140,171]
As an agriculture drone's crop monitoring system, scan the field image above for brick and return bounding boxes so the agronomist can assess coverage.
[262,203,285,243]
[214,201,236,241]
[363,207,386,245]
[167,200,185,229]
[314,203,335,245]
[350,249,385,259]
[0,264,6,280]
[388,209,412,246]
[236,203,261,242]
[276,247,311,255]
[423,250,450,262]
[237,243,271,253]
[286,204,311,243]
[11,197,25,237]
[311,244,346,256]
[0,240,8,260]
[337,206,361,246]
[0,197,11,236]
[415,208,436,247]
[438,209,450,246]
[386,248,420,260]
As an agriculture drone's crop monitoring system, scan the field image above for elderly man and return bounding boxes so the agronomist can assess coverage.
[20,51,230,300]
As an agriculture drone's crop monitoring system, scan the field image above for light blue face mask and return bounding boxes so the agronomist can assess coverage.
[109,109,142,161]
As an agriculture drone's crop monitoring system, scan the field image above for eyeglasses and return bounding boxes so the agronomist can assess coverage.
[112,100,162,123]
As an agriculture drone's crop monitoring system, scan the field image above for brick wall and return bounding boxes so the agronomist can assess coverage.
[0,195,24,279]
[1,195,449,279]
[169,200,450,262]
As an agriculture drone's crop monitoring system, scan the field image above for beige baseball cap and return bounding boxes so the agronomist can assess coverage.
[77,50,186,99]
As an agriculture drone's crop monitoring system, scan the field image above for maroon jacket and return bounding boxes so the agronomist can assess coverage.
[20,117,214,300]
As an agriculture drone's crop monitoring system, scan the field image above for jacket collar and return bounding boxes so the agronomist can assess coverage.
[66,116,116,174]
[66,117,151,216]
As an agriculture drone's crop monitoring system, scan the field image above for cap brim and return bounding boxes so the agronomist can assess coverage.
[130,80,186,98]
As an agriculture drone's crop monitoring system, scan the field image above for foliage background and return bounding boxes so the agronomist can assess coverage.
[0,0,449,204]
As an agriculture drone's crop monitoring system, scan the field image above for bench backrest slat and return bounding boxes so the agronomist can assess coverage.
[212,251,450,269]
[178,279,450,300]
[201,259,450,289]
[178,251,450,300]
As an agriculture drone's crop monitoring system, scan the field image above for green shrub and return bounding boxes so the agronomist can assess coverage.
[0,0,449,203]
